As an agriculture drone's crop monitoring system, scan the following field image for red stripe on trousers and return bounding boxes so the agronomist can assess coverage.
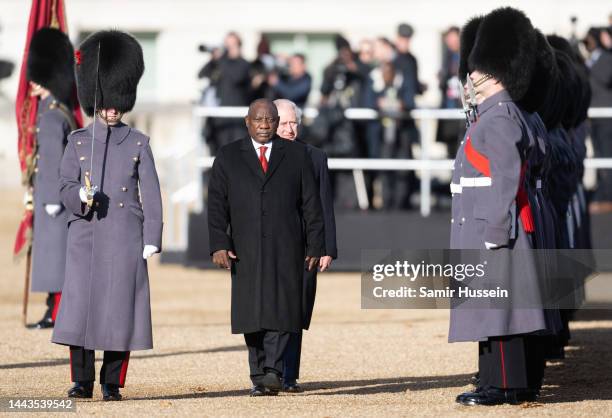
[499,341,508,389]
[119,352,130,388]
[51,292,61,321]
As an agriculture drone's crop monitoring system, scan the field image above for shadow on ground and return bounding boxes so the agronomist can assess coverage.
[0,345,245,370]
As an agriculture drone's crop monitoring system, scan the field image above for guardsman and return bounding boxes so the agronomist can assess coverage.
[274,99,338,393]
[51,30,163,401]
[26,28,76,329]
[449,8,553,405]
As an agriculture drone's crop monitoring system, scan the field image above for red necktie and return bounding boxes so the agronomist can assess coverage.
[258,146,268,173]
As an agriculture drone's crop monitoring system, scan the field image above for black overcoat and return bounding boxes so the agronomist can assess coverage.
[208,137,325,334]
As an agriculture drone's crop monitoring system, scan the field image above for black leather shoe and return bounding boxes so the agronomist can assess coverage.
[457,387,537,406]
[261,372,282,391]
[250,385,266,397]
[456,386,486,403]
[27,317,54,329]
[249,385,278,397]
[101,384,122,401]
[283,381,303,393]
[67,382,93,398]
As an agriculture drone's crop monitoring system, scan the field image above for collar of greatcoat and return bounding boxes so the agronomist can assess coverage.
[477,89,513,116]
[87,117,132,144]
[240,136,286,183]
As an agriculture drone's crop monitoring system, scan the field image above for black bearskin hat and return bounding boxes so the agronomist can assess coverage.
[518,30,557,113]
[76,30,144,116]
[458,15,483,82]
[27,28,75,108]
[467,7,537,101]
[547,35,591,128]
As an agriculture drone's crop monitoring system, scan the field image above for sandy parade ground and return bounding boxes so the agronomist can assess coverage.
[0,188,611,417]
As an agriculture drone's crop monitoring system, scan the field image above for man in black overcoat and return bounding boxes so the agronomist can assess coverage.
[208,99,325,396]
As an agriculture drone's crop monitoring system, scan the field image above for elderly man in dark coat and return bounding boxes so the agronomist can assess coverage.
[274,98,337,393]
[51,31,163,402]
[449,8,554,406]
[26,28,77,329]
[208,98,325,396]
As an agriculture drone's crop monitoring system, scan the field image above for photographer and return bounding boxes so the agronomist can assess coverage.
[249,35,276,102]
[198,32,251,154]
[268,54,312,108]
[314,36,369,209]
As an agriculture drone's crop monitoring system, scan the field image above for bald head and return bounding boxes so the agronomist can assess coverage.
[245,99,279,144]
[274,99,301,140]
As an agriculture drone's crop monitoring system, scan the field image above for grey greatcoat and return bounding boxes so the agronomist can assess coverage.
[31,96,72,293]
[52,119,163,351]
[208,137,325,335]
[448,90,552,343]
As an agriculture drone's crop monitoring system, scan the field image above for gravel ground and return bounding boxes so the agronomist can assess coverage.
[0,189,611,417]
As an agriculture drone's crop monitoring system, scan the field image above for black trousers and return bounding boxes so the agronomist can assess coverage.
[283,331,302,382]
[244,330,289,386]
[478,335,545,391]
[43,292,61,321]
[69,346,130,387]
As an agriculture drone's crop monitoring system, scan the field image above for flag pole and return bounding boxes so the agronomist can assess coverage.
[22,246,32,326]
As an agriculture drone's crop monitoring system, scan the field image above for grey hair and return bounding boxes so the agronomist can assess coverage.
[273,98,302,125]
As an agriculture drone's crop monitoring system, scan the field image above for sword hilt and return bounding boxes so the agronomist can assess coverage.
[84,175,97,207]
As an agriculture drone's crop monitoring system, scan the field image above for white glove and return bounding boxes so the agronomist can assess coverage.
[485,241,501,250]
[143,245,159,259]
[45,204,62,217]
[79,187,89,203]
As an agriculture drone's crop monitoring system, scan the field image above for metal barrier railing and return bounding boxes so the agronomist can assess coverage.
[160,106,612,251]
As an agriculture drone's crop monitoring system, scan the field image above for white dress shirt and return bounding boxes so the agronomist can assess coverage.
[251,138,272,161]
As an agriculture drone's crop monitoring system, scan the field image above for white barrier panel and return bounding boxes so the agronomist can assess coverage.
[194,106,612,120]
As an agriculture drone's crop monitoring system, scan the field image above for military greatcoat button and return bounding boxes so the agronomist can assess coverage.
[79,156,85,161]
[121,187,127,192]
[34,167,39,173]
[137,141,142,146]
[461,217,466,222]
[451,218,454,223]
[85,171,90,176]
[132,157,138,162]
[119,202,124,208]
[77,141,82,145]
